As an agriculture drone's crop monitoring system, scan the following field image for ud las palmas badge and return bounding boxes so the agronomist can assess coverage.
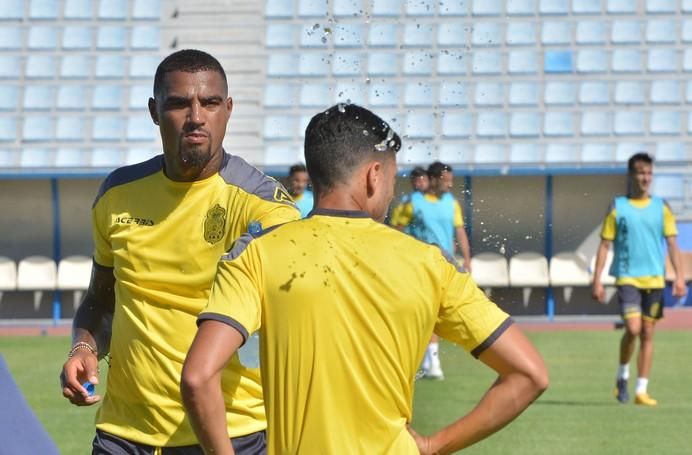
[204,204,227,244]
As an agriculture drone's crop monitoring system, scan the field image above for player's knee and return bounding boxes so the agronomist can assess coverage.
[640,324,655,341]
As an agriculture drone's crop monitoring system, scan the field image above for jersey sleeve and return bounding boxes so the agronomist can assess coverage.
[600,203,617,241]
[434,257,512,358]
[199,235,263,342]
[91,197,113,268]
[663,201,678,237]
[452,200,464,228]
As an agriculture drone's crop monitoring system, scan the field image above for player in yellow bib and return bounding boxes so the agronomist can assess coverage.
[181,104,548,455]
[60,50,299,454]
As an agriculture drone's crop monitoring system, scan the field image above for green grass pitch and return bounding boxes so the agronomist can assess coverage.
[1,330,691,454]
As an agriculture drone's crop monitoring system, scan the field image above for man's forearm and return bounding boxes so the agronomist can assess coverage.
[456,228,471,266]
[430,372,545,454]
[72,296,113,356]
[181,374,234,455]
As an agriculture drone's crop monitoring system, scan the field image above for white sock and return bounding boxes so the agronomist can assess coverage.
[428,343,440,369]
[617,364,629,380]
[636,378,648,395]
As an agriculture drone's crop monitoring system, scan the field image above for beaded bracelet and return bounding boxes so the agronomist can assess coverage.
[68,341,98,358]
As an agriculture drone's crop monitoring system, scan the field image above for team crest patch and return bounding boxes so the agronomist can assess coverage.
[204,204,227,244]
[274,186,294,204]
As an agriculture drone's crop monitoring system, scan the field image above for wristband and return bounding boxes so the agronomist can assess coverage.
[68,341,97,358]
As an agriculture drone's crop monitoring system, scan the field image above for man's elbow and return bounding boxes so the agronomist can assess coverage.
[180,364,208,407]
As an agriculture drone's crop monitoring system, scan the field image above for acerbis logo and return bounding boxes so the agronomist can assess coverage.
[115,216,154,226]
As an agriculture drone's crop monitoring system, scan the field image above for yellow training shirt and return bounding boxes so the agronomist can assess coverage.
[201,208,511,454]
[92,152,299,446]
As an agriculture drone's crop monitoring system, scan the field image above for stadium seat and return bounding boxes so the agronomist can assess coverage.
[470,252,509,296]
[472,23,502,46]
[472,51,502,74]
[474,144,505,163]
[333,53,362,76]
[510,112,541,137]
[646,0,675,13]
[57,255,92,310]
[439,81,469,106]
[439,0,468,15]
[607,0,637,13]
[368,53,398,76]
[614,111,645,136]
[614,81,645,105]
[404,23,433,47]
[333,24,364,47]
[576,21,606,44]
[404,83,433,107]
[299,0,328,17]
[510,82,539,106]
[647,49,677,72]
[406,0,435,15]
[0,257,16,304]
[476,112,507,137]
[543,112,573,136]
[541,22,570,45]
[540,0,569,15]
[544,50,573,73]
[437,23,466,46]
[650,80,680,105]
[440,112,472,138]
[399,142,436,165]
[573,0,601,13]
[650,111,681,135]
[577,50,608,73]
[544,82,575,105]
[510,144,541,163]
[612,49,642,73]
[438,144,473,163]
[369,84,400,107]
[371,0,400,16]
[579,81,609,104]
[550,251,591,302]
[581,112,611,136]
[506,0,534,15]
[16,256,57,311]
[265,24,293,48]
[611,21,641,44]
[646,20,676,43]
[509,252,550,307]
[683,21,692,43]
[472,0,502,16]
[656,143,687,162]
[404,113,434,139]
[334,0,362,16]
[506,23,536,45]
[404,51,434,75]
[508,50,538,74]
[475,83,504,106]
[438,52,466,75]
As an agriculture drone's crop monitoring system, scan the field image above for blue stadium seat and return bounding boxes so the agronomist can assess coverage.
[265,0,293,17]
[404,23,433,47]
[439,81,469,106]
[510,144,541,163]
[506,0,535,15]
[368,23,398,47]
[60,55,90,79]
[56,117,84,141]
[333,53,362,76]
[300,25,328,48]
[646,0,675,13]
[334,24,364,47]
[475,83,504,106]
[133,0,160,19]
[542,21,571,44]
[97,26,127,50]
[0,118,16,141]
[92,117,124,141]
[98,0,127,19]
[607,0,637,13]
[656,142,686,161]
[474,144,506,164]
[437,23,466,46]
[472,23,502,46]
[91,148,124,168]
[0,56,21,78]
[683,50,692,72]
[647,49,677,72]
[650,80,680,104]
[23,116,52,141]
[131,26,159,50]
[510,112,541,137]
[540,0,569,15]
[576,50,608,73]
[614,111,644,135]
[440,112,472,138]
[472,0,502,16]
[614,143,646,161]
[264,84,295,108]
[28,26,57,50]
[128,86,150,110]
[26,56,56,79]
[298,54,329,76]
[612,49,642,73]
[0,86,19,110]
[399,142,436,165]
[371,0,401,16]
[404,51,434,75]
[579,81,609,104]
[650,111,680,135]
[439,144,473,163]
[611,21,641,44]
[334,83,366,104]
[581,112,611,136]
[472,51,502,74]
[545,145,575,162]
[334,0,361,17]
[0,27,22,49]
[23,86,54,110]
[266,24,294,48]
[95,55,126,78]
[614,81,645,104]
[683,21,692,43]
[368,53,398,76]
[646,20,676,43]
[544,82,575,105]
[404,113,434,139]
[582,143,613,160]
[369,84,400,107]
[508,50,538,74]
[404,83,433,106]
[62,26,92,49]
[510,82,539,106]
[264,116,295,140]
[573,0,601,13]
[20,148,53,167]
[92,86,123,110]
[264,145,300,166]
[301,84,331,107]
[576,22,606,44]
[652,176,684,201]
[55,148,88,167]
[506,23,536,45]
[299,0,328,17]
[543,112,574,136]
[406,0,435,15]
[439,52,466,75]
[544,50,573,73]
[476,112,507,137]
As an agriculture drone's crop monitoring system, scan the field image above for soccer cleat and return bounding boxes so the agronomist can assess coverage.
[634,393,657,407]
[614,378,629,403]
[424,365,445,380]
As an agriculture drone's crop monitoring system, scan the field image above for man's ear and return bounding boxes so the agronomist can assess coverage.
[365,160,383,198]
[226,96,233,115]
[148,98,159,125]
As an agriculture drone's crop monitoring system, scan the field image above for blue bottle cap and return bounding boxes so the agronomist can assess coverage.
[248,221,262,235]
[82,381,95,397]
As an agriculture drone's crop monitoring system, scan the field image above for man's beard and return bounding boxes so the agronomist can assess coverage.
[178,140,213,169]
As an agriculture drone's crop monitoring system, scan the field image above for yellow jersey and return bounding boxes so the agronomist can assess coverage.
[201,208,511,454]
[92,152,299,446]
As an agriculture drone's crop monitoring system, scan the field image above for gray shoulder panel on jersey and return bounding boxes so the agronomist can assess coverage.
[221,232,255,262]
[92,155,163,208]
[219,152,294,205]
[438,246,466,273]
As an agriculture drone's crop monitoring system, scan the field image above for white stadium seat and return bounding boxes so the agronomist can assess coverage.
[550,252,591,302]
[0,257,17,305]
[510,252,550,307]
[471,252,509,297]
[17,256,57,311]
[57,255,92,310]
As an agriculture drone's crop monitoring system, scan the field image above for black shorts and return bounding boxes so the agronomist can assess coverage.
[617,285,664,322]
[92,429,266,455]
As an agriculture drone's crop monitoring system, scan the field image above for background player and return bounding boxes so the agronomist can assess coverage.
[181,104,548,455]
[592,152,686,406]
[287,163,313,218]
[389,166,429,230]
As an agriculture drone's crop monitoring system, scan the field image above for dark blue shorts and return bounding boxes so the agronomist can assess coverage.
[617,285,664,322]
[92,429,266,455]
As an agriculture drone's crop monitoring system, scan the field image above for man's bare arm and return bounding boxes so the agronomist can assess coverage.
[60,263,115,406]
[667,236,687,297]
[411,325,548,454]
[455,226,472,272]
[591,239,612,303]
[182,320,244,455]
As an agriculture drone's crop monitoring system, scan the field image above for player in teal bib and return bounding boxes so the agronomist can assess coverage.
[288,163,314,218]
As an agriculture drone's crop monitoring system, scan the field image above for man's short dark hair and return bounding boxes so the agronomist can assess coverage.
[289,164,307,176]
[304,104,401,193]
[153,49,227,98]
[427,161,452,178]
[628,152,654,173]
[410,166,426,179]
